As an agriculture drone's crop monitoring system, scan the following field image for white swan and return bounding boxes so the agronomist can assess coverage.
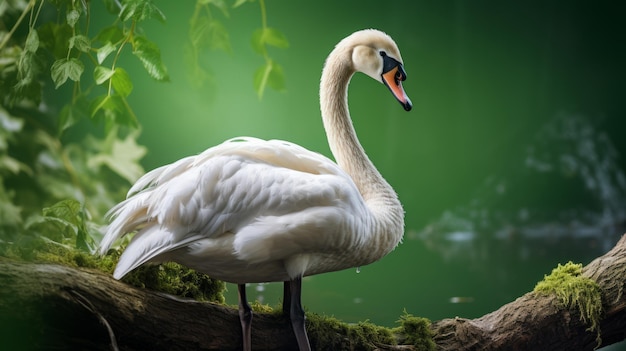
[99,28,412,351]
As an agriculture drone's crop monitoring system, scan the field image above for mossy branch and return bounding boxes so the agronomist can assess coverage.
[1,234,626,350]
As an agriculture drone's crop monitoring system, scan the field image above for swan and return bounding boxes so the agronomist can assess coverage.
[99,28,412,351]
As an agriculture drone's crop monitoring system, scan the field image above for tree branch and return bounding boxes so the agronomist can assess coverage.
[1,234,625,350]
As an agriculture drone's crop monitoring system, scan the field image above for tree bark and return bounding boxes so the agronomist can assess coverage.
[1,234,625,351]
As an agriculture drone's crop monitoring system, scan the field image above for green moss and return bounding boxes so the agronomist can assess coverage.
[0,235,116,272]
[393,312,435,351]
[305,311,433,350]
[0,236,225,304]
[306,313,393,350]
[534,261,603,347]
[249,300,275,314]
[121,261,225,303]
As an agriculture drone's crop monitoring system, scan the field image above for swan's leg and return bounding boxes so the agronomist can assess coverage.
[288,277,311,351]
[282,280,291,316]
[237,284,253,351]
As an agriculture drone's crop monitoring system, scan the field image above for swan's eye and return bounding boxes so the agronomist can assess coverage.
[379,51,387,57]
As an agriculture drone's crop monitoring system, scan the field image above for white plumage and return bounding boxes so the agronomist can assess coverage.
[103,137,371,282]
[100,29,412,351]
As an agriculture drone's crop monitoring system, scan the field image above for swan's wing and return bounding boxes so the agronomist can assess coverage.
[100,137,368,279]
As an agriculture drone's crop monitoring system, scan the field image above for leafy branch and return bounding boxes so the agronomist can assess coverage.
[0,0,173,249]
[185,0,288,98]
[0,0,288,260]
[251,0,288,98]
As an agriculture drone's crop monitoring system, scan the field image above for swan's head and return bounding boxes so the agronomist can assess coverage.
[340,29,412,111]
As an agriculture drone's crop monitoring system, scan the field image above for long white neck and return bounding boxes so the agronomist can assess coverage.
[319,45,404,255]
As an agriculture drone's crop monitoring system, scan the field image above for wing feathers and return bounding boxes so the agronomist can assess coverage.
[100,137,368,279]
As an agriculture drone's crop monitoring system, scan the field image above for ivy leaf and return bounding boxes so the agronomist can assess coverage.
[69,35,91,53]
[58,96,89,134]
[251,27,289,54]
[36,22,73,58]
[183,44,213,88]
[16,51,36,82]
[111,67,133,97]
[88,133,146,184]
[51,58,84,88]
[24,30,39,53]
[94,65,115,85]
[41,199,92,250]
[97,42,117,64]
[90,94,139,128]
[190,17,231,53]
[262,28,289,49]
[95,25,124,44]
[66,9,80,27]
[132,36,169,81]
[11,78,42,105]
[93,66,133,97]
[120,0,166,23]
[253,60,285,98]
[90,94,116,117]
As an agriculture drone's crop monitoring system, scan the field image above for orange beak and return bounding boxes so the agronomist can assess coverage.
[382,65,412,111]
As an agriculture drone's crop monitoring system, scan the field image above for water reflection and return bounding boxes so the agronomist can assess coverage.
[415,113,626,262]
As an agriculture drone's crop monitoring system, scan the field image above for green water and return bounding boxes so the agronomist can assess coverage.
[91,1,625,348]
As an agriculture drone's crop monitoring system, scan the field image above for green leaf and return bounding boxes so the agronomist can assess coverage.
[36,22,73,58]
[111,67,133,97]
[93,65,115,85]
[95,25,124,44]
[66,9,80,27]
[89,94,138,128]
[69,34,91,53]
[16,51,36,82]
[41,199,91,250]
[93,66,133,97]
[11,78,42,105]
[183,44,213,88]
[90,94,115,117]
[24,30,39,53]
[120,0,166,23]
[251,27,289,54]
[51,58,84,88]
[88,133,146,184]
[262,28,289,49]
[96,42,117,64]
[13,49,43,103]
[251,28,265,54]
[42,199,81,224]
[190,17,231,52]
[265,62,285,91]
[253,60,286,98]
[132,36,169,81]
[58,97,89,134]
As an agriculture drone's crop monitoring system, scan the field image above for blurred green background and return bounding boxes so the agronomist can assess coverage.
[88,0,625,347]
